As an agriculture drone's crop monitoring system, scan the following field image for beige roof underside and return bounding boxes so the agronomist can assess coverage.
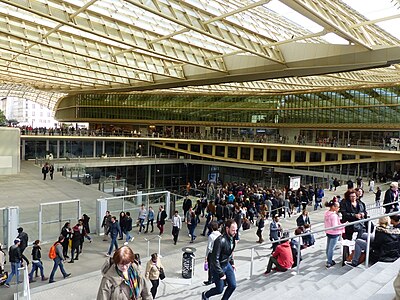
[1,0,400,109]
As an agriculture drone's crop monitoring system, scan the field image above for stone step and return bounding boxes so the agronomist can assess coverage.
[354,260,400,299]
[367,273,398,300]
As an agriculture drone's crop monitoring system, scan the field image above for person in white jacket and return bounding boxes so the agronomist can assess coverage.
[203,221,221,286]
[171,210,182,245]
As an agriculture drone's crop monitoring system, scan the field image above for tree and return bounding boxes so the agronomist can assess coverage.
[0,110,6,126]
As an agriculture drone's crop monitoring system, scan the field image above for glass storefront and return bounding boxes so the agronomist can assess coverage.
[55,87,400,128]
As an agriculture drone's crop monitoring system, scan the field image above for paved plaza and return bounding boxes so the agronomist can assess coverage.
[0,161,389,299]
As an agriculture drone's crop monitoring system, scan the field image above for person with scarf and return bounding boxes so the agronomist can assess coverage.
[97,246,152,300]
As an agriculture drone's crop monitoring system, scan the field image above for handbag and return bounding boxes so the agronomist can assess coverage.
[158,267,165,280]
[203,261,208,271]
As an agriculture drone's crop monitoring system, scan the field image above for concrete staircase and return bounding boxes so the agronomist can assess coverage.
[157,241,399,300]
[25,182,398,300]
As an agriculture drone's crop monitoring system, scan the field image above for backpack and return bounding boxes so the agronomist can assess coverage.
[48,242,59,259]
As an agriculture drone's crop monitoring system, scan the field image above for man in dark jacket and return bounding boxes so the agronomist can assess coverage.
[202,219,237,300]
[156,205,167,235]
[383,182,399,214]
[106,216,120,256]
[17,227,29,266]
[4,238,22,287]
[182,197,192,222]
[101,211,111,241]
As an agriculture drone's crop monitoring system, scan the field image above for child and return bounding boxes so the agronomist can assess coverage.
[302,224,315,247]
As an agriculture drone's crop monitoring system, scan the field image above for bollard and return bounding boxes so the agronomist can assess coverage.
[158,235,162,257]
[250,247,254,277]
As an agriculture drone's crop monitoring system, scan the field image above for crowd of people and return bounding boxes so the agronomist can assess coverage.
[1,213,95,287]
[2,175,400,299]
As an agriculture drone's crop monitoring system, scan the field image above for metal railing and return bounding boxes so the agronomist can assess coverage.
[15,265,30,300]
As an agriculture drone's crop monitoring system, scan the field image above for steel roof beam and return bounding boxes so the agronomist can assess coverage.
[281,0,400,49]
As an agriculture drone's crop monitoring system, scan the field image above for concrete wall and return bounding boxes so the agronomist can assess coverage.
[0,127,20,175]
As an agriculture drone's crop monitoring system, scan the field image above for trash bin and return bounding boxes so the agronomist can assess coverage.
[181,247,196,279]
[83,174,92,185]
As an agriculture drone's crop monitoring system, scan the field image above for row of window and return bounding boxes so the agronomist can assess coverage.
[55,87,400,125]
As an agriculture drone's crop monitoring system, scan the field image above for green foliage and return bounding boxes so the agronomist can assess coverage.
[0,110,6,125]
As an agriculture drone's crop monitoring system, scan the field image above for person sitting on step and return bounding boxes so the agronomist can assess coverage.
[264,232,293,274]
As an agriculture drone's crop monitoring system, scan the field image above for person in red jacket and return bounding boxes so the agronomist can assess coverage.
[264,237,293,274]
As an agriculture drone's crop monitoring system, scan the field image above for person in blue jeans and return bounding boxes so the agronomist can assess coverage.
[145,206,154,233]
[28,240,48,282]
[137,204,147,233]
[202,219,238,300]
[4,238,22,288]
[324,199,344,268]
[106,216,120,256]
[124,212,134,243]
[49,236,71,283]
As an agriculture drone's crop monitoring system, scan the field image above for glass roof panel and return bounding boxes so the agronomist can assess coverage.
[1,0,400,108]
[344,0,400,40]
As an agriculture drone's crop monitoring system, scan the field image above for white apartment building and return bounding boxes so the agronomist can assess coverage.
[0,97,59,128]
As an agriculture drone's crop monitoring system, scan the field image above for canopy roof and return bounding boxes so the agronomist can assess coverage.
[1,0,400,109]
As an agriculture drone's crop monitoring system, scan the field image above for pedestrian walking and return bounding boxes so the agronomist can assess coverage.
[48,235,71,283]
[101,211,112,241]
[106,216,120,256]
[3,238,22,288]
[97,246,152,300]
[171,210,182,245]
[203,221,221,286]
[42,163,49,180]
[124,212,134,243]
[17,227,29,266]
[138,204,147,233]
[49,164,54,180]
[145,253,164,299]
[28,240,48,282]
[156,206,167,235]
[202,219,237,300]
[145,206,154,233]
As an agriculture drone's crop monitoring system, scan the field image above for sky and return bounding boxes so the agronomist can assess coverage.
[267,0,400,44]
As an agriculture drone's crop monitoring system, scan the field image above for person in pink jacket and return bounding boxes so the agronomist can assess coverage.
[264,237,294,274]
[324,198,345,268]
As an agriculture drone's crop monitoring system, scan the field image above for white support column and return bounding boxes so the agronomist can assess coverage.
[96,198,107,235]
[166,192,171,219]
[6,206,19,248]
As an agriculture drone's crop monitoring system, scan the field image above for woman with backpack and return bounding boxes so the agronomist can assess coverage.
[48,235,71,283]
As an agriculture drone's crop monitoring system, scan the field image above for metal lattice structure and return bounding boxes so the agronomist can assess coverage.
[1,0,400,109]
